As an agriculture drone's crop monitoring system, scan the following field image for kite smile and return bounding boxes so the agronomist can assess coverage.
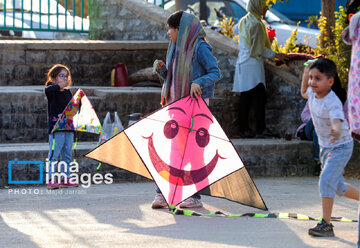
[144,133,224,186]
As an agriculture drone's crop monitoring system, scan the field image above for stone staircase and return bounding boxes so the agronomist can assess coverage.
[0,82,359,187]
[0,86,162,143]
[0,36,358,187]
[1,84,359,187]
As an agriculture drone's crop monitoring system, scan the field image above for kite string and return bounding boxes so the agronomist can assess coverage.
[73,135,78,163]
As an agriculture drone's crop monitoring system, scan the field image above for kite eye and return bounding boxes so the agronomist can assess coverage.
[164,120,179,139]
[196,128,209,147]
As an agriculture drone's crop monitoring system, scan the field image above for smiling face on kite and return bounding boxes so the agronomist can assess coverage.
[143,102,225,187]
[123,96,245,206]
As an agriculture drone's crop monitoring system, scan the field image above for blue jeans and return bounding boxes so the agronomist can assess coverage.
[304,118,319,161]
[47,132,74,179]
[319,141,353,198]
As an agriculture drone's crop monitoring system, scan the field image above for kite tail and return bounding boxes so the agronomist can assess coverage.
[49,133,56,163]
[169,207,358,222]
[96,140,102,170]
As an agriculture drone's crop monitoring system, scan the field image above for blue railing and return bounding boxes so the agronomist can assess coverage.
[0,0,89,34]
[148,0,165,8]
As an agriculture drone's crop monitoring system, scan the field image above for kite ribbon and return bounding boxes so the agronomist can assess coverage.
[96,141,102,170]
[50,134,55,157]
[189,116,195,133]
[169,206,357,222]
[48,133,56,166]
[73,136,78,163]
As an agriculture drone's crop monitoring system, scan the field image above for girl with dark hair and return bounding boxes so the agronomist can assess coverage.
[154,10,220,106]
[167,9,183,29]
[152,10,221,209]
[45,64,77,190]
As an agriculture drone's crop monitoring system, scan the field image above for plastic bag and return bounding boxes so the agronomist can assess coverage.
[99,112,124,144]
[112,112,124,135]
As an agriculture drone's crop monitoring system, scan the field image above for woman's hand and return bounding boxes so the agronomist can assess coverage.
[190,83,202,99]
[153,60,164,71]
[274,53,289,64]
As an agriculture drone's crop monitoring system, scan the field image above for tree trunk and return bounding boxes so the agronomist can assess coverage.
[175,0,181,11]
[321,0,335,47]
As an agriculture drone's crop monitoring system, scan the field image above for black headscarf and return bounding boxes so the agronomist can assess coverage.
[346,0,360,15]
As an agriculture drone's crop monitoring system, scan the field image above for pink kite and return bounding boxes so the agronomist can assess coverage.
[86,96,266,209]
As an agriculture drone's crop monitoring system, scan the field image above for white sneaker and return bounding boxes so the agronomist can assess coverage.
[151,193,167,209]
[179,197,203,208]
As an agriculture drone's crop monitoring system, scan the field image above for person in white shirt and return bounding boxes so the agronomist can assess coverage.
[301,58,359,237]
[232,0,287,138]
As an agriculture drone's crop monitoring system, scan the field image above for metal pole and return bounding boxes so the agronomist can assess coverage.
[3,0,6,27]
[30,0,33,28]
[73,0,75,30]
[21,0,24,29]
[56,0,59,31]
[81,0,84,31]
[65,0,67,31]
[39,0,42,30]
[48,0,50,29]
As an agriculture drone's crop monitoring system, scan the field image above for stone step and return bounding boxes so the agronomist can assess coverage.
[0,40,168,87]
[0,85,304,144]
[0,86,162,143]
[0,141,136,187]
[1,139,359,187]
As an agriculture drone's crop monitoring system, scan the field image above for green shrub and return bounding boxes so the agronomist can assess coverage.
[219,15,239,42]
[274,6,351,87]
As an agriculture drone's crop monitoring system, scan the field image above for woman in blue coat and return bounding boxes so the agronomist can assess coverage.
[153,10,221,209]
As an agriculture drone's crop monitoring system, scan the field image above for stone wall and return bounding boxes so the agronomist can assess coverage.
[0,80,304,144]
[0,38,304,143]
[0,40,168,86]
[88,0,309,137]
[0,86,163,143]
[0,0,311,142]
[89,0,239,90]
[89,0,168,41]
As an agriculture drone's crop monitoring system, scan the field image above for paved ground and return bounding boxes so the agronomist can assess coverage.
[0,177,359,248]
